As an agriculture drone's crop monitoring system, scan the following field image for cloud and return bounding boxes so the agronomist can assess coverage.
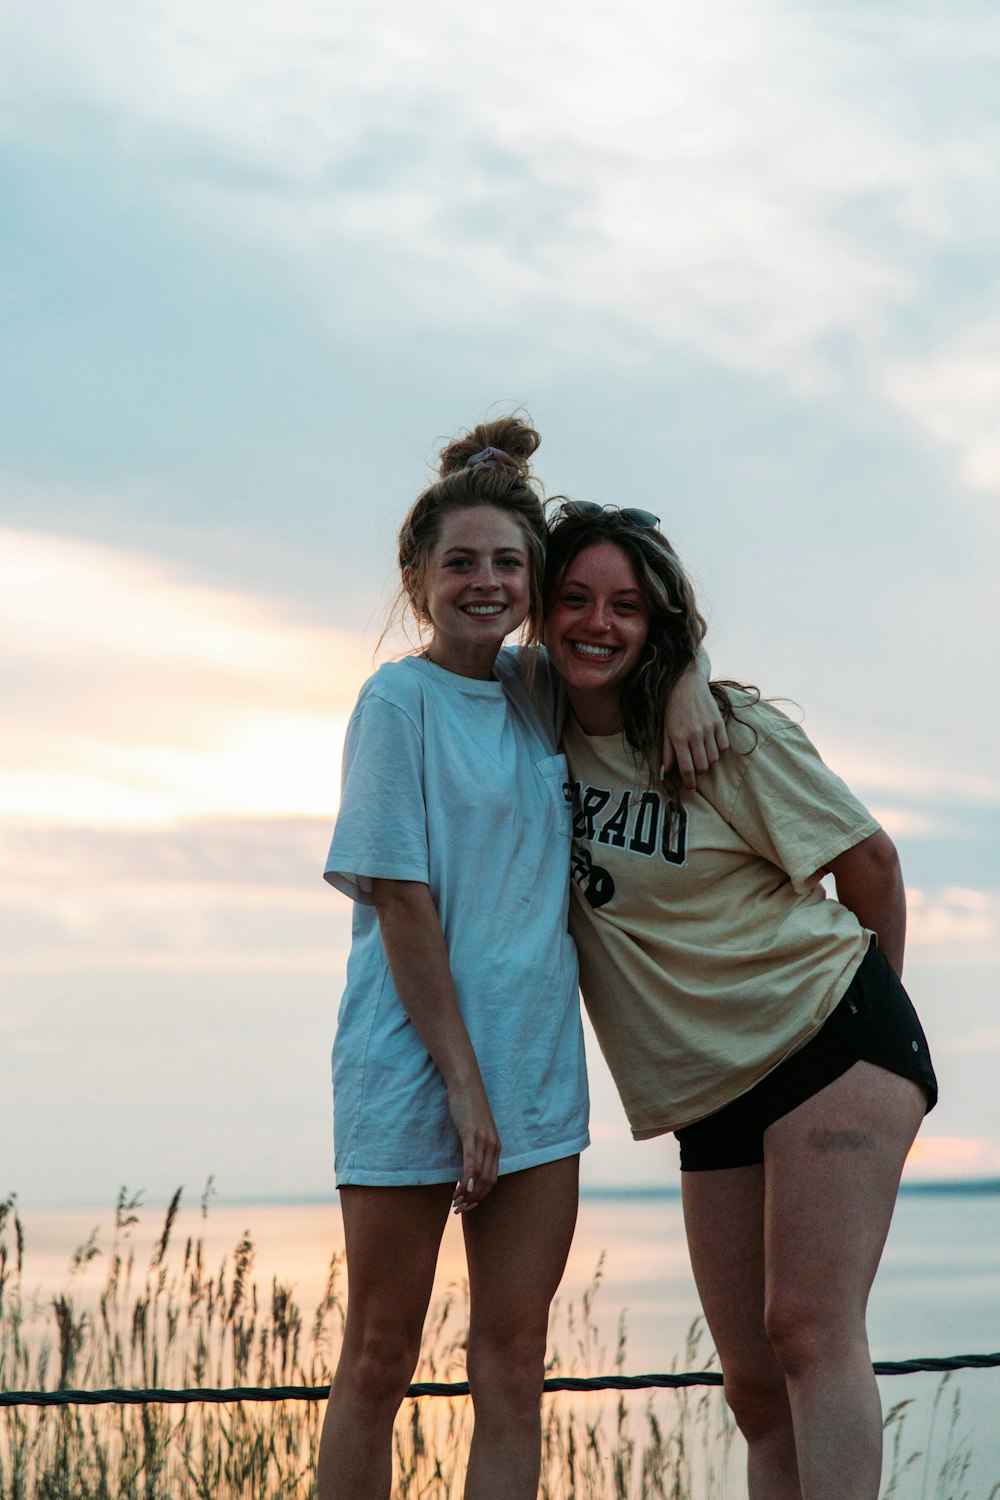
[945,1026,1000,1057]
[868,806,942,839]
[812,744,1000,807]
[884,316,1000,500]
[5,0,1000,1205]
[8,0,1000,389]
[905,1135,1000,1178]
[906,886,1000,955]
[0,815,352,975]
[2,527,371,824]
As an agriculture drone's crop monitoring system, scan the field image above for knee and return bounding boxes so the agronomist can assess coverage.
[763,1292,860,1379]
[337,1323,420,1413]
[721,1361,791,1444]
[467,1323,548,1422]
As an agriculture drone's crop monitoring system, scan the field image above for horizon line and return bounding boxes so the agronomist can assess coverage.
[11,1177,1000,1212]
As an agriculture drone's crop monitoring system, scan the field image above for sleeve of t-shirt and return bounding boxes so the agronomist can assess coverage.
[722,716,881,893]
[323,691,429,904]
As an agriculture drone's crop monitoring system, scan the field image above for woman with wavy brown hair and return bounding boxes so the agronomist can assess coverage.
[542,503,937,1500]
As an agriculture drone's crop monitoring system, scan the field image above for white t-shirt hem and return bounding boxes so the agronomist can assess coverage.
[335,1131,591,1187]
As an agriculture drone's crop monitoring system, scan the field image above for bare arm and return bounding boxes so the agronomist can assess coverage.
[662,648,730,791]
[820,830,906,977]
[371,878,501,1210]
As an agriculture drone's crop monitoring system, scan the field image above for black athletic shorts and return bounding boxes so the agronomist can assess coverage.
[675,941,938,1173]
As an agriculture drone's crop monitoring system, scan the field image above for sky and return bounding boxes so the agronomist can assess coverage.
[3,0,999,1205]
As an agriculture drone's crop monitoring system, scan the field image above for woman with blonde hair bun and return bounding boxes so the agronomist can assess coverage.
[317,415,589,1500]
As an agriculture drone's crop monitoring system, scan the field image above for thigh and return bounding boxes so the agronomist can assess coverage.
[682,1164,773,1370]
[462,1156,580,1335]
[339,1184,454,1344]
[763,1060,926,1317]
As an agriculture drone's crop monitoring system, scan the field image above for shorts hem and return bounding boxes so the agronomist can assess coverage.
[677,1053,937,1173]
[856,1054,938,1116]
[674,944,937,1173]
[677,1055,858,1173]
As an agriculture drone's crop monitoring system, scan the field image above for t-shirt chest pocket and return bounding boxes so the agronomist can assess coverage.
[534,754,573,838]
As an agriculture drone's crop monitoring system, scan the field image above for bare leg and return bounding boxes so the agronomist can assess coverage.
[461,1155,579,1500]
[762,1062,927,1500]
[317,1183,453,1500]
[682,1165,801,1500]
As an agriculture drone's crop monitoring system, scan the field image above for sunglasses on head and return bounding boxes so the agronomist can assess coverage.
[554,501,660,530]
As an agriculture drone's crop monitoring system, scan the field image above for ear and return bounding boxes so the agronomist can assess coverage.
[403,565,428,620]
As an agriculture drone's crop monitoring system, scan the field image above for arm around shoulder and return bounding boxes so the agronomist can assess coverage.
[662,649,730,791]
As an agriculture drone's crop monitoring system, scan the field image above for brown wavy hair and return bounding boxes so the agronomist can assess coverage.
[544,506,757,788]
[383,415,551,654]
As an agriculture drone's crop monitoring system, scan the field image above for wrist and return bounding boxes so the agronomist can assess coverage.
[443,1054,484,1093]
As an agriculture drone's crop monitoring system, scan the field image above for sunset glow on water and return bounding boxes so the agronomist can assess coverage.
[9,1190,1000,1494]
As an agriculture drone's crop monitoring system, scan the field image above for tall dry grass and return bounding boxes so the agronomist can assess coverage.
[0,1188,986,1499]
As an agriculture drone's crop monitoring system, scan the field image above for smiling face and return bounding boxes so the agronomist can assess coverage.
[544,541,651,732]
[412,505,532,678]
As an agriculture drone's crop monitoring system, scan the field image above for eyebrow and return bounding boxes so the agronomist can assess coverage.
[441,544,528,558]
[561,576,643,598]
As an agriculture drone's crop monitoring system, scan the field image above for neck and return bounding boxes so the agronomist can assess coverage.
[565,686,625,736]
[423,642,500,681]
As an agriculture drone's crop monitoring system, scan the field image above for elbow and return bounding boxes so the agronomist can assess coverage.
[824,828,903,896]
[370,878,430,919]
[866,829,902,880]
[856,831,905,902]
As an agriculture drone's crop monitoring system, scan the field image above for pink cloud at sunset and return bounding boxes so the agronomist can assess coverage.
[3,528,373,824]
[905,1135,1000,1180]
[905,887,999,956]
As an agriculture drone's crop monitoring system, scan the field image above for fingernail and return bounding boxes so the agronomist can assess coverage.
[467,1178,474,1193]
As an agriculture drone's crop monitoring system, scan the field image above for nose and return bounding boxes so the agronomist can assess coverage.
[473,562,501,589]
[583,600,612,632]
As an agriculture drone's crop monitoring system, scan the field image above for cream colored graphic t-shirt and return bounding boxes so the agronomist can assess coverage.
[561,694,879,1136]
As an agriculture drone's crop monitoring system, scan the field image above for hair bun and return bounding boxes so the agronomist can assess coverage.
[438,415,541,478]
[466,446,518,473]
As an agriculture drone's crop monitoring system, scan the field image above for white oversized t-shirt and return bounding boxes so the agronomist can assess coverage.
[324,653,589,1186]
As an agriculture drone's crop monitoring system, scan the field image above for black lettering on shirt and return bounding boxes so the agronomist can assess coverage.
[571,845,615,909]
[661,799,689,866]
[597,790,631,847]
[580,786,611,840]
[571,777,690,868]
[566,780,586,838]
[628,791,660,856]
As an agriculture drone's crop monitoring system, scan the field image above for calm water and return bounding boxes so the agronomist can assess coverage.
[8,1187,1000,1497]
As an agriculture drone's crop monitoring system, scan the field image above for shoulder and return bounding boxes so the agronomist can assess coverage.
[348,660,432,738]
[495,646,560,743]
[696,690,834,814]
[494,643,552,679]
[705,690,875,829]
[493,645,555,703]
[720,691,809,759]
[357,658,419,698]
[493,645,525,685]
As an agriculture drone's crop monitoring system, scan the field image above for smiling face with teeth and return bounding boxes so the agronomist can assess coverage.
[544,541,652,734]
[409,505,533,679]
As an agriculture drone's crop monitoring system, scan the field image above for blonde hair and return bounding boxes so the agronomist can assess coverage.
[385,415,550,653]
